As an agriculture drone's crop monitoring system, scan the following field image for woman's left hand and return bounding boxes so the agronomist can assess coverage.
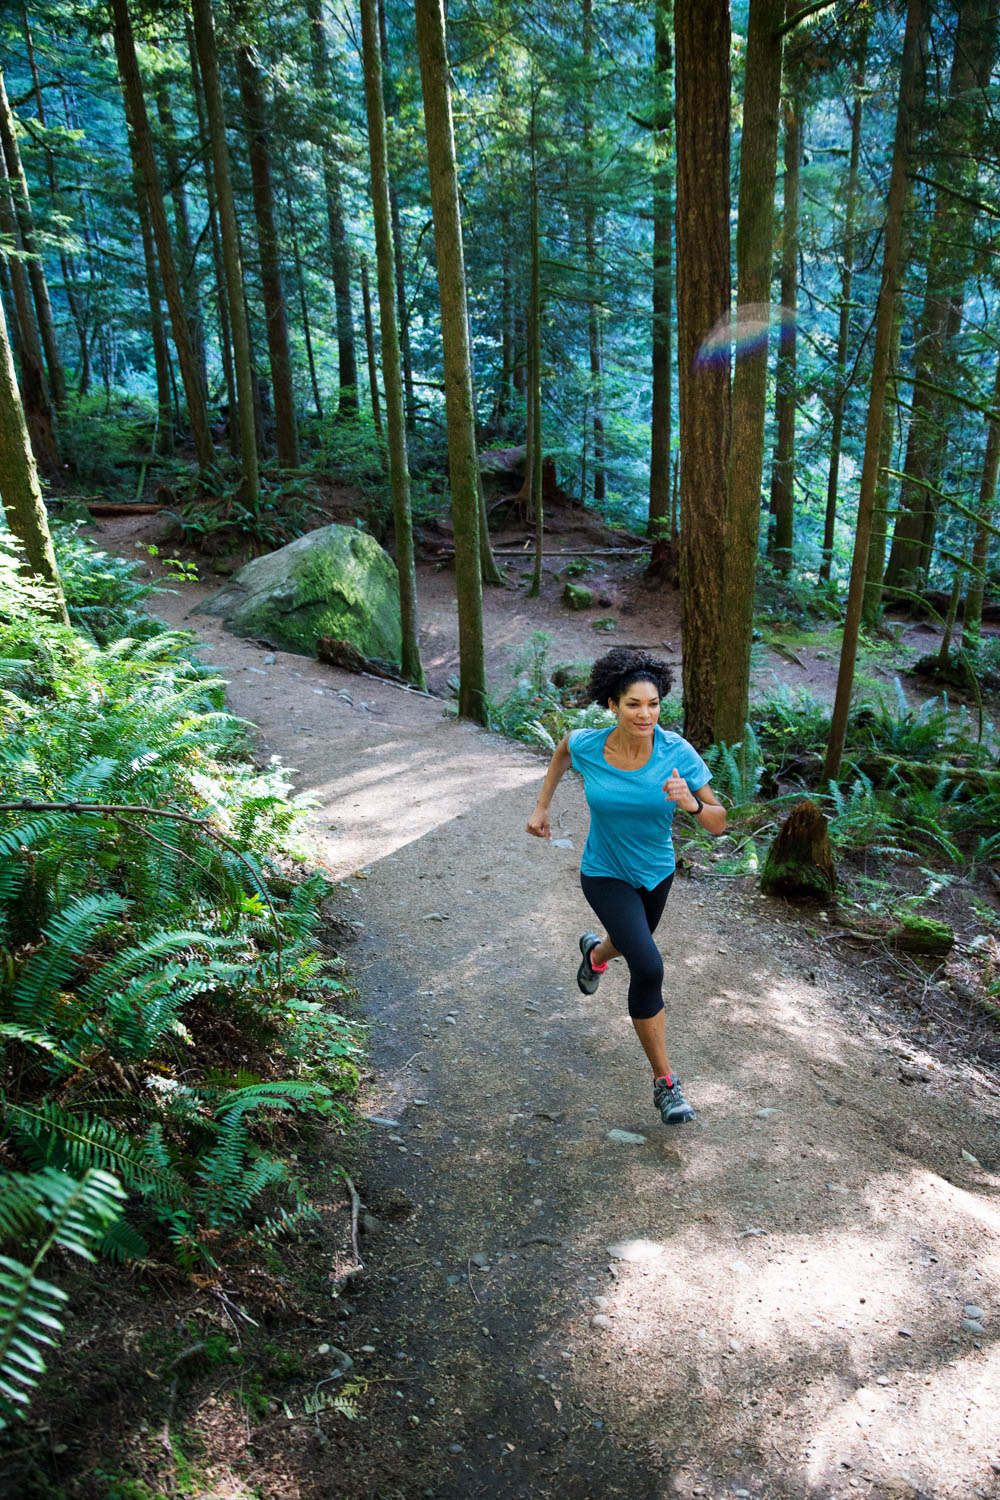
[663,766,698,812]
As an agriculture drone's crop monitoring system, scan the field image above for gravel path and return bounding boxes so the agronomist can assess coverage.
[100,518,1000,1500]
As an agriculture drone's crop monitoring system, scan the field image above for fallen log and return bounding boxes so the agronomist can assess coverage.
[83,502,164,517]
[834,911,954,957]
[316,635,407,682]
[801,752,1000,795]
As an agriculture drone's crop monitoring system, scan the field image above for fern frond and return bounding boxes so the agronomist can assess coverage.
[0,1167,125,1427]
[3,1096,184,1202]
[11,893,129,1026]
[0,1025,81,1072]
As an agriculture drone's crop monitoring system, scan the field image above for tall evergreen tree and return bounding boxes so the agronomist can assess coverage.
[674,0,730,748]
[190,0,259,505]
[109,0,213,474]
[413,0,486,724]
[360,0,424,687]
[824,0,925,781]
[0,297,67,619]
[715,0,785,748]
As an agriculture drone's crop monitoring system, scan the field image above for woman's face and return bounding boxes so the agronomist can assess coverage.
[610,679,660,735]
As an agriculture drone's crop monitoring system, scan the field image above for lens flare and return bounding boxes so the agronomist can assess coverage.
[695,302,798,368]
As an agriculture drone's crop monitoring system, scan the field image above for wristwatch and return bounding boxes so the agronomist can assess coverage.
[689,794,704,817]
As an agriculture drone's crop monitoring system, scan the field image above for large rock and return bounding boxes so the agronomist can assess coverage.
[196,524,402,663]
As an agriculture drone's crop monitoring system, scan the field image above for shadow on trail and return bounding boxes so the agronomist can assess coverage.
[318,764,1000,1500]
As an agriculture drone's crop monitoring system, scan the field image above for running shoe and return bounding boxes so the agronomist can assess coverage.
[577,932,603,995]
[653,1074,695,1125]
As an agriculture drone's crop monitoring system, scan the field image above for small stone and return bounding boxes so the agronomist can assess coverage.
[470,1252,490,1268]
[422,912,448,921]
[755,1107,782,1118]
[897,1327,913,1338]
[961,1149,982,1167]
[591,1314,613,1330]
[606,1238,664,1263]
[990,1460,1000,1475]
[962,1318,986,1335]
[734,1491,751,1497]
[876,1376,891,1386]
[263,653,276,664]
[825,1182,849,1194]
[360,1344,376,1353]
[605,1128,647,1145]
[365,1115,402,1128]
[317,1343,330,1354]
[445,1016,457,1026]
[449,1443,464,1454]
[592,1296,610,1311]
[963,1304,985,1320]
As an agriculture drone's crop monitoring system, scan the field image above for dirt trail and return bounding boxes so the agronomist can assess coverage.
[97,519,1000,1500]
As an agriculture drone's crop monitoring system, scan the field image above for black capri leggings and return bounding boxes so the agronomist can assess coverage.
[579,872,674,1021]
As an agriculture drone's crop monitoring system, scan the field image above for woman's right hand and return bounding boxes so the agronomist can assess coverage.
[526,803,551,839]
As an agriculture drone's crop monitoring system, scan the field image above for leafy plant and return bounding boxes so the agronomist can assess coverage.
[701,725,765,809]
[0,1167,125,1428]
[0,531,362,1427]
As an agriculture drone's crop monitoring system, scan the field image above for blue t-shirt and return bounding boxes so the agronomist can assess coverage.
[567,725,711,886]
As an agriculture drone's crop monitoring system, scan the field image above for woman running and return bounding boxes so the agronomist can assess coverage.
[526,647,726,1125]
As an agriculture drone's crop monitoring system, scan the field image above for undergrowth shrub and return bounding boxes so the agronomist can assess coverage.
[0,531,360,1429]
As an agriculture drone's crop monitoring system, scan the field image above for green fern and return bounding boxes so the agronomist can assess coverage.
[0,1167,125,1427]
[10,893,130,1028]
[3,1096,184,1204]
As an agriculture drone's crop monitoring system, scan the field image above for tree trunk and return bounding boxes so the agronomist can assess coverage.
[824,0,924,782]
[361,255,382,433]
[0,151,57,468]
[0,67,67,414]
[861,303,903,625]
[109,0,213,473]
[126,128,173,455]
[190,0,259,506]
[714,0,785,749]
[768,87,800,577]
[674,0,730,748]
[582,0,604,504]
[360,0,424,687]
[283,175,323,423]
[821,37,866,583]
[962,351,1000,652]
[236,43,299,468]
[413,0,486,723]
[153,65,208,395]
[305,0,358,418]
[19,8,91,402]
[378,0,415,429]
[0,298,67,620]
[648,0,673,538]
[527,97,543,600]
[884,0,998,593]
[186,15,237,449]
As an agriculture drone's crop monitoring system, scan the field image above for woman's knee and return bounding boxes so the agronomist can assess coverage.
[628,993,665,1021]
[629,946,663,990]
[625,946,663,1019]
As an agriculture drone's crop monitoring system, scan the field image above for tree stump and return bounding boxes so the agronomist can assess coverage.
[760,799,836,902]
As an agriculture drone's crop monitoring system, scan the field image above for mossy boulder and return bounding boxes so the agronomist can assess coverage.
[196,524,402,662]
[563,582,593,610]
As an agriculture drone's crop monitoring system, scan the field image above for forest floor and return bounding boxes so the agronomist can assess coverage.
[8,499,1000,1500]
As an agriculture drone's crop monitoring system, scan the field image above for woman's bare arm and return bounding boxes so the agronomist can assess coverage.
[526,735,573,839]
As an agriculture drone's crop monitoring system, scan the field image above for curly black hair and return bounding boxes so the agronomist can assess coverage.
[587,647,674,707]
